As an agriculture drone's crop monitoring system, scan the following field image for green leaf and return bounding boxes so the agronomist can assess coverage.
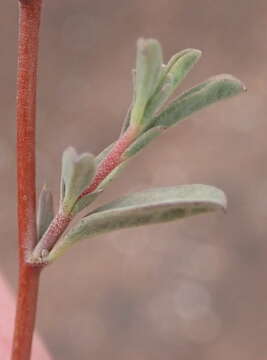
[37,186,54,240]
[130,38,163,127]
[47,184,226,262]
[163,49,200,78]
[122,126,164,160]
[61,147,96,214]
[145,49,202,117]
[149,74,246,129]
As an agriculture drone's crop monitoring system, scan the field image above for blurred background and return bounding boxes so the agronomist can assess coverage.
[1,0,267,359]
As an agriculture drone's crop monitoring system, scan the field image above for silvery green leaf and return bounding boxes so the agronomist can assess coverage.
[163,49,199,78]
[130,38,163,127]
[145,49,201,118]
[61,147,96,214]
[150,74,246,129]
[71,189,102,216]
[37,186,54,240]
[155,49,191,87]
[48,184,226,262]
[122,126,164,160]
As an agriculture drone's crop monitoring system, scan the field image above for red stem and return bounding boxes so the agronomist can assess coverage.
[11,266,41,360]
[11,1,43,359]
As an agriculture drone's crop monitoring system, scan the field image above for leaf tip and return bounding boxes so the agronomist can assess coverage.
[190,48,202,58]
[136,38,162,60]
[213,74,247,94]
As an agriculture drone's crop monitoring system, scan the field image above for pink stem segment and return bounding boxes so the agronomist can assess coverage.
[82,125,138,195]
[31,212,71,261]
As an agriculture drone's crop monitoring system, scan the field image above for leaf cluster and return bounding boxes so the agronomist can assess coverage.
[34,38,245,263]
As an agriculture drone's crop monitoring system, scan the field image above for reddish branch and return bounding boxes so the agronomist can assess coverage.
[12,1,43,359]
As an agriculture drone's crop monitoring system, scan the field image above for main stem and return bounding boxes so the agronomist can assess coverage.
[12,1,43,359]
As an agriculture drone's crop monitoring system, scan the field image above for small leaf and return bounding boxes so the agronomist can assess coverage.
[122,126,164,160]
[37,186,54,240]
[163,49,200,78]
[61,147,96,214]
[145,49,201,117]
[48,184,226,261]
[130,38,163,127]
[150,74,246,129]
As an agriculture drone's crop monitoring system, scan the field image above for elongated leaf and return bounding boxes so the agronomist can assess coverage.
[122,126,164,160]
[154,51,187,86]
[162,49,202,93]
[150,74,246,129]
[145,49,201,117]
[48,184,226,261]
[130,39,163,127]
[37,186,54,240]
[61,147,96,214]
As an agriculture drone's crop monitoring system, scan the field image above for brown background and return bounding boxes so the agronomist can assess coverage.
[1,0,267,359]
